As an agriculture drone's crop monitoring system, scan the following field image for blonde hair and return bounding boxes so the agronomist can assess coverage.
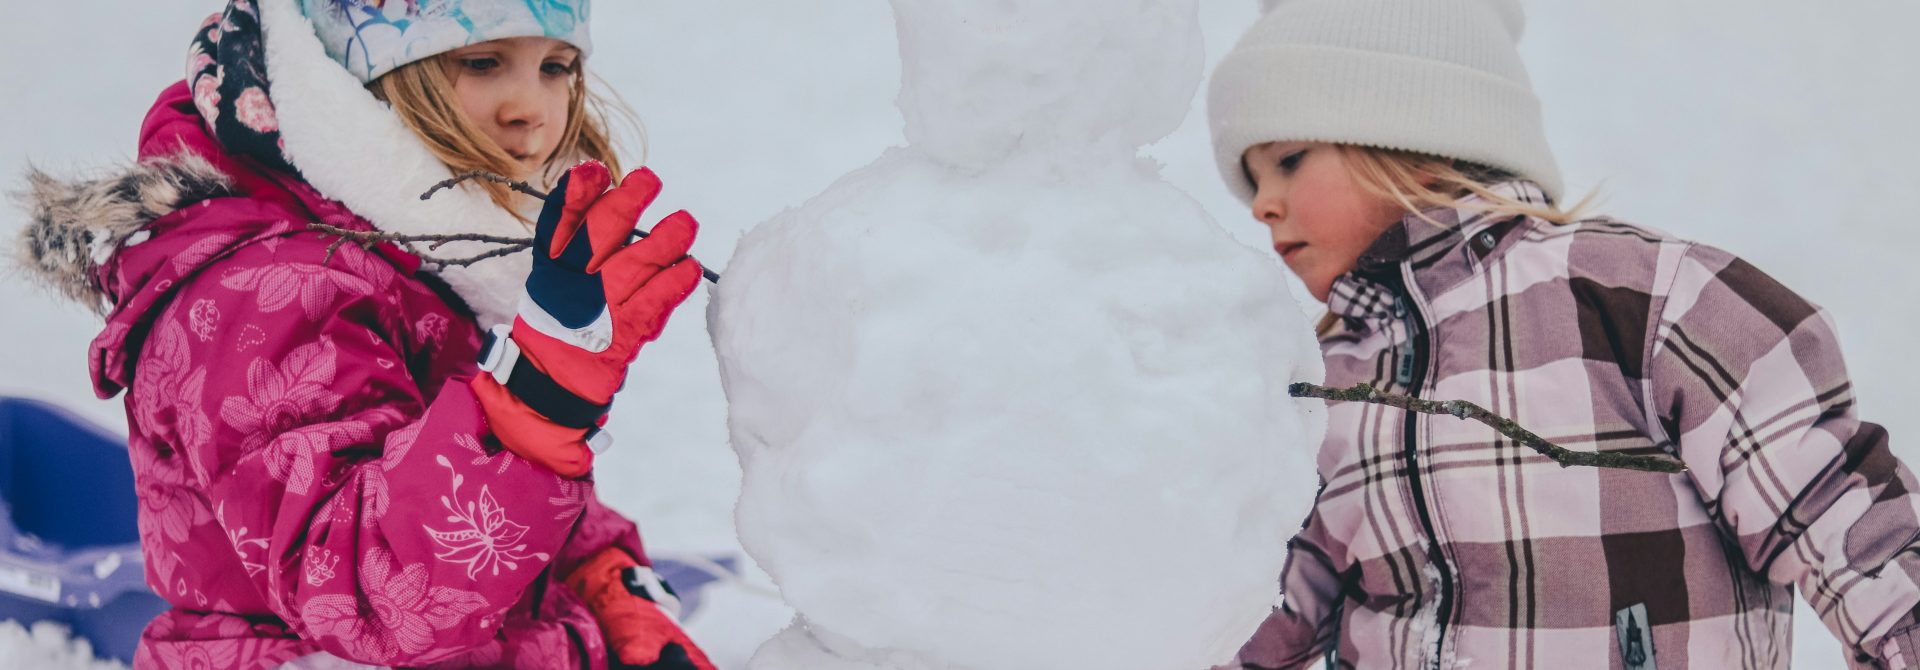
[369,54,642,225]
[1313,145,1597,336]
[1337,145,1592,227]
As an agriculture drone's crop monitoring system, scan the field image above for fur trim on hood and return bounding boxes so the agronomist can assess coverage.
[12,154,232,313]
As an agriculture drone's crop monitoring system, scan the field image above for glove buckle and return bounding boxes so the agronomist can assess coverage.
[477,324,521,379]
[586,427,615,455]
[477,323,614,431]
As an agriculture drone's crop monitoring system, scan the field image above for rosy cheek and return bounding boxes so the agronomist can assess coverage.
[1301,258,1328,291]
[1283,250,1320,289]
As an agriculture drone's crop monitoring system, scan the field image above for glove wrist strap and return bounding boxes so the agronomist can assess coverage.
[479,324,613,431]
[621,565,685,622]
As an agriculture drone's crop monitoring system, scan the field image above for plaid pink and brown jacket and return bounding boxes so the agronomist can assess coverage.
[1224,182,1920,669]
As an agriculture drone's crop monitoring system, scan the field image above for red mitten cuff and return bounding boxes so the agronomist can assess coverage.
[564,548,715,670]
[472,374,594,478]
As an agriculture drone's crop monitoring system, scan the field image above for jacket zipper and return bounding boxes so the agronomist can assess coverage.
[1387,266,1453,669]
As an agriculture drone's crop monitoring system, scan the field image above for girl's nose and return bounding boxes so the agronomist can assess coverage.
[496,78,549,129]
[1251,188,1286,225]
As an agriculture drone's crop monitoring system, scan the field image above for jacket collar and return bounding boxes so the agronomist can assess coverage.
[258,0,533,328]
[1327,180,1549,327]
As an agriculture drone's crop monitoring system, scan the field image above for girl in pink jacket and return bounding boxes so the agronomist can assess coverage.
[18,1,711,668]
[1207,0,1920,668]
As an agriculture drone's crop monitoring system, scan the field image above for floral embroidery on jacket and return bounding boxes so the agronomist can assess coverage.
[427,455,552,580]
[219,264,375,320]
[298,548,491,664]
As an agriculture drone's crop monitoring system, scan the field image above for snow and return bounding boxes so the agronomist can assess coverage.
[891,0,1201,168]
[2,1,1916,668]
[0,620,126,670]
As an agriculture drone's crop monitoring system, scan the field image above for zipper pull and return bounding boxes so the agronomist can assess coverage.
[1614,603,1657,670]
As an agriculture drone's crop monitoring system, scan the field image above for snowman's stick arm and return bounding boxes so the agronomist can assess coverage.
[1288,382,1688,474]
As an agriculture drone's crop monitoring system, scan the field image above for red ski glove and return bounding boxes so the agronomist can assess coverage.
[564,548,717,670]
[471,160,704,477]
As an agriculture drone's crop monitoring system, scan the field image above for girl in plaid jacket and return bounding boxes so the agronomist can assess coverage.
[1206,0,1920,668]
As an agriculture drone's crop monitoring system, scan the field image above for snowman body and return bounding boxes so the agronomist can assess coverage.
[709,2,1326,668]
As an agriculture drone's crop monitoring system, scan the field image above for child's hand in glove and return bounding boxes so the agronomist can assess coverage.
[471,160,703,477]
[565,548,717,670]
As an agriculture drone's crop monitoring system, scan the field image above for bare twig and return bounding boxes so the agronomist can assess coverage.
[311,223,529,249]
[1289,382,1688,474]
[432,243,536,267]
[412,171,719,282]
[421,171,550,201]
[312,179,723,282]
[309,221,721,281]
[308,221,528,268]
[309,223,380,264]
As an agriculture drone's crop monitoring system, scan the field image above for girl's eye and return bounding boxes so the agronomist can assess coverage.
[1279,149,1308,174]
[459,57,500,73]
[541,61,574,77]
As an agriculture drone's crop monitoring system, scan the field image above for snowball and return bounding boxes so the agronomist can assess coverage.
[710,148,1325,670]
[892,0,1205,168]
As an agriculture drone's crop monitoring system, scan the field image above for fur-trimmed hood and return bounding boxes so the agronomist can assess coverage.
[14,154,233,313]
[12,0,545,399]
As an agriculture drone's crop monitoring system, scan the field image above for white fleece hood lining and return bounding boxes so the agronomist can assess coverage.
[258,0,532,328]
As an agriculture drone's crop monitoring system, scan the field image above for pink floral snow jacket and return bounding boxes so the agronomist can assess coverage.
[1222,182,1920,669]
[21,83,649,669]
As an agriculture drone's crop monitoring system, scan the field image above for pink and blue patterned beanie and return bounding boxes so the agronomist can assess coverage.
[298,0,593,83]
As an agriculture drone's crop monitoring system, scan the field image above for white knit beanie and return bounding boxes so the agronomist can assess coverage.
[1208,0,1562,204]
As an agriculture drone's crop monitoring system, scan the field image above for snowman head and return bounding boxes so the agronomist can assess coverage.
[890,0,1203,169]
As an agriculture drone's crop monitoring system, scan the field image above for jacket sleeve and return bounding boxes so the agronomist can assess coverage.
[1646,243,1920,668]
[142,246,591,666]
[1217,480,1347,670]
[553,493,648,579]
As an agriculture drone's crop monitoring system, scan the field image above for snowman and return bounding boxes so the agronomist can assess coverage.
[707,1,1326,668]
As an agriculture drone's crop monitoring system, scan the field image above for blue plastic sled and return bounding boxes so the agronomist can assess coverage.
[0,397,165,664]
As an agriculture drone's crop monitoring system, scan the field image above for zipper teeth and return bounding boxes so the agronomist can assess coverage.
[1393,269,1453,668]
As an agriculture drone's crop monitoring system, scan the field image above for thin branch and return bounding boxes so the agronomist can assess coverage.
[385,172,724,281]
[310,223,528,249]
[1289,382,1688,474]
[306,221,722,282]
[420,171,550,201]
[309,223,378,264]
[432,243,534,267]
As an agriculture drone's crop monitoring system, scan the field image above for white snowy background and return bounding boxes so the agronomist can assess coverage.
[2,1,1914,667]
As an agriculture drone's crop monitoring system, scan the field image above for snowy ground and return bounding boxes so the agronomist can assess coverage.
[3,1,1915,667]
[0,620,126,670]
